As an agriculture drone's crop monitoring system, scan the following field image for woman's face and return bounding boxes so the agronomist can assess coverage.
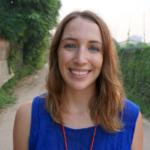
[58,17,103,91]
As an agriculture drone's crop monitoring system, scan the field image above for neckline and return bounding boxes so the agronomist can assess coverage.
[61,113,99,150]
[64,125,96,131]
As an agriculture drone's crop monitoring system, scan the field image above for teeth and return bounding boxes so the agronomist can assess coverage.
[71,70,88,75]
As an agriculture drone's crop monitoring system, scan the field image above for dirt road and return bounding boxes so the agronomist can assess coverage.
[0,64,150,150]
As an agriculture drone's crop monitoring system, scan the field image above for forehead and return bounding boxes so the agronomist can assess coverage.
[61,17,102,41]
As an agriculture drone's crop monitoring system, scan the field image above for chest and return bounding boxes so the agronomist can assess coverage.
[29,123,132,150]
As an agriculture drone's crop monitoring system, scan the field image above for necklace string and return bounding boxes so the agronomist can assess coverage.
[61,113,99,150]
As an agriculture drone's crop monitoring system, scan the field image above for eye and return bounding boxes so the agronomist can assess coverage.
[64,44,75,49]
[89,46,99,51]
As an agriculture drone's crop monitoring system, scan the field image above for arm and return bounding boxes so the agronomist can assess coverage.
[132,111,143,150]
[13,100,32,150]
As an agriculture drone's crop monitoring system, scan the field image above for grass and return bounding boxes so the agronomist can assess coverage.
[0,89,16,109]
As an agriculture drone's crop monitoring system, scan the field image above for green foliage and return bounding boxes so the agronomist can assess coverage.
[8,43,23,73]
[0,1,27,42]
[118,47,150,117]
[0,88,16,109]
[133,42,149,48]
[127,92,150,117]
[136,42,143,48]
[0,0,61,69]
[23,36,49,68]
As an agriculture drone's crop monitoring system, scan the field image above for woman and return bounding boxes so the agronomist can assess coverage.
[13,11,143,150]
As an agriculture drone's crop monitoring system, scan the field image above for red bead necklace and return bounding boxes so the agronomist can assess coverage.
[61,113,99,150]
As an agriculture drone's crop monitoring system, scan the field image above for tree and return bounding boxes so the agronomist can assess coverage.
[0,0,61,69]
[136,42,143,48]
[135,42,149,48]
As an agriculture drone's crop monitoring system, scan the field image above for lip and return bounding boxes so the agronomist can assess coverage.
[69,68,91,71]
[69,68,91,79]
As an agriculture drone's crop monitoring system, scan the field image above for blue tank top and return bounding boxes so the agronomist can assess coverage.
[29,95,139,150]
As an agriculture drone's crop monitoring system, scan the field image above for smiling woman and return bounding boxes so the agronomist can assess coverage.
[58,17,103,91]
[13,11,143,150]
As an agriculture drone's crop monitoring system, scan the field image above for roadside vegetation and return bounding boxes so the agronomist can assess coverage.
[0,65,36,109]
[118,44,150,117]
[0,0,61,109]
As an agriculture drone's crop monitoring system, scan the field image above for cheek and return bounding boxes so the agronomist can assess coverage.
[91,55,103,71]
[58,52,65,72]
[58,50,73,70]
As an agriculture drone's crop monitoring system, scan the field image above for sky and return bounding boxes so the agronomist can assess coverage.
[58,0,150,43]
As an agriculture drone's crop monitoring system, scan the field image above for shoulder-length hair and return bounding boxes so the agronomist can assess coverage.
[45,10,125,133]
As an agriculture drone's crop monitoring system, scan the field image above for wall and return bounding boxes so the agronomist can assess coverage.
[0,39,14,88]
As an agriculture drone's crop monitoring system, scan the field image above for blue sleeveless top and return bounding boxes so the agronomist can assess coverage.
[29,95,139,150]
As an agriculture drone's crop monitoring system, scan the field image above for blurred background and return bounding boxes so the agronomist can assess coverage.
[59,0,150,43]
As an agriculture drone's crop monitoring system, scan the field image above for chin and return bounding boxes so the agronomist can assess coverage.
[68,83,92,91]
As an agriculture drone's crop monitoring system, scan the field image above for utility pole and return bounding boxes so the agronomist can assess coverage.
[127,18,131,48]
[143,11,145,44]
[129,18,131,37]
[115,25,117,41]
[128,18,131,38]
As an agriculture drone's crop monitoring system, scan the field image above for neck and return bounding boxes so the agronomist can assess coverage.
[61,84,95,115]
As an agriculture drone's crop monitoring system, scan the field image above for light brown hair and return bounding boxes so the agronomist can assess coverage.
[45,10,125,133]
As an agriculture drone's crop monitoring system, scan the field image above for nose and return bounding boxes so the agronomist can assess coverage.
[74,46,88,65]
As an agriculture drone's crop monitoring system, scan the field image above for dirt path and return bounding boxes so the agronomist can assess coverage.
[0,64,150,150]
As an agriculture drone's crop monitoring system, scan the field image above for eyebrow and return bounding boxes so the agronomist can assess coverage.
[89,40,103,45]
[61,37,77,43]
[61,37,103,45]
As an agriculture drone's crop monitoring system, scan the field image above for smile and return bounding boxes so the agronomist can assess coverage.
[70,69,89,76]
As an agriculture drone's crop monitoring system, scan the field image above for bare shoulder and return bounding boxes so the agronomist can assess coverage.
[14,100,33,127]
[13,100,33,150]
[132,111,143,150]
[16,100,32,117]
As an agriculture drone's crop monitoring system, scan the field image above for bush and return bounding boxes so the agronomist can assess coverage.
[0,0,61,69]
[118,47,150,117]
[0,89,16,109]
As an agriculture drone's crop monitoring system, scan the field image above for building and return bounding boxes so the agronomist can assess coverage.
[119,40,136,47]
[129,35,142,44]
